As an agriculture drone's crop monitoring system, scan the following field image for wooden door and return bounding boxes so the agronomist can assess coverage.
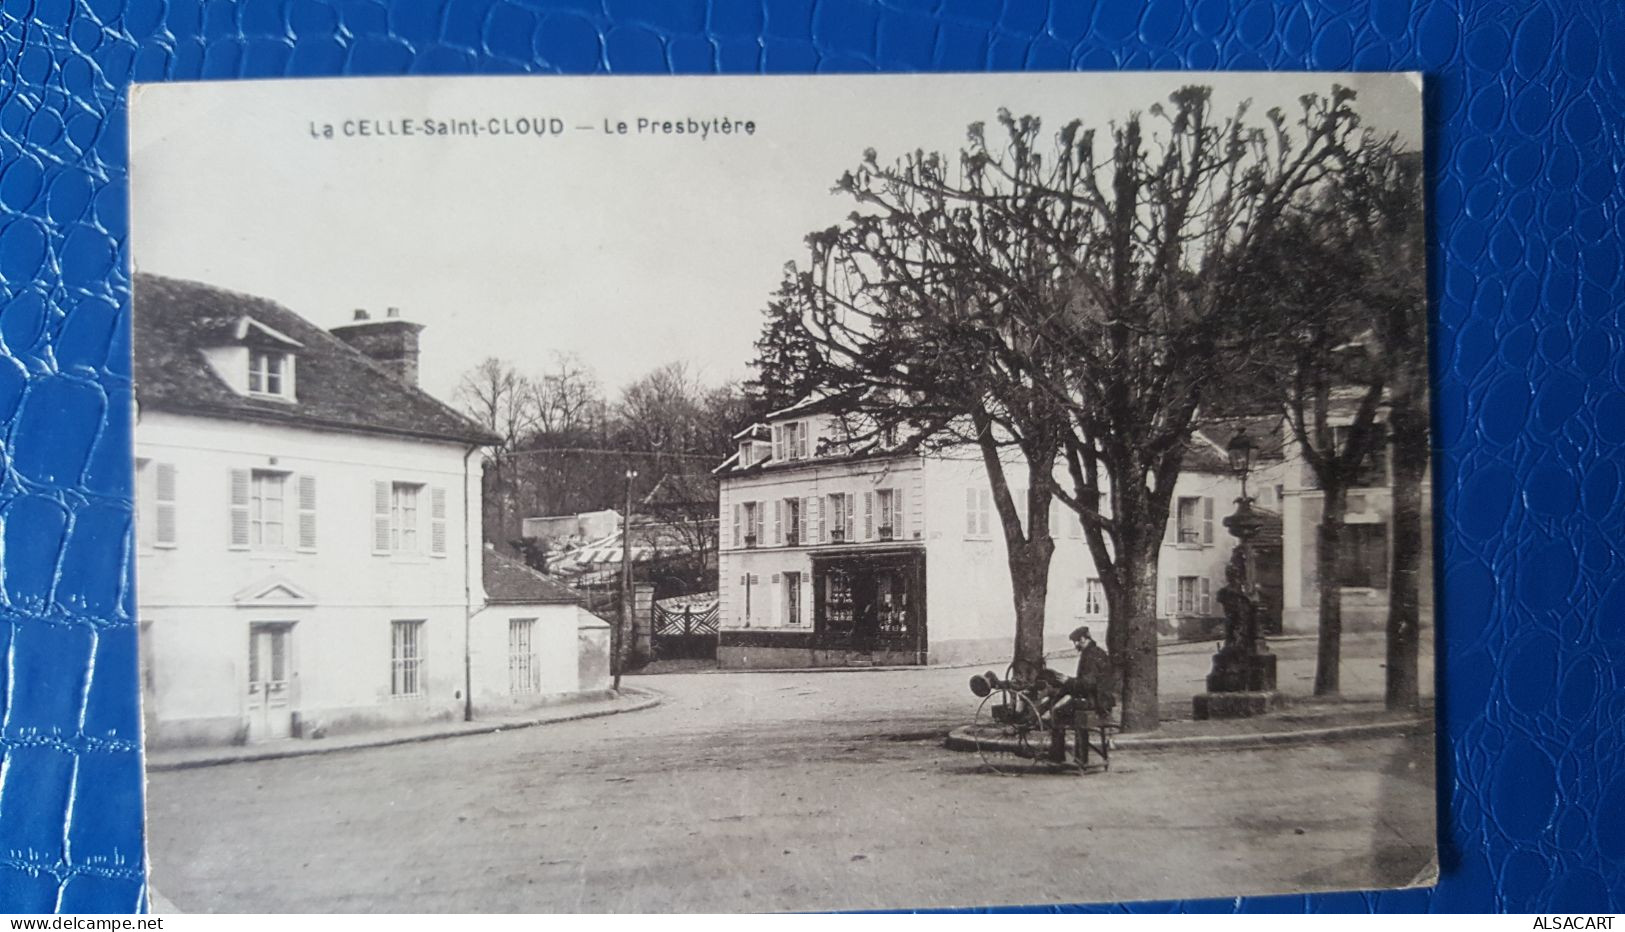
[247,624,294,741]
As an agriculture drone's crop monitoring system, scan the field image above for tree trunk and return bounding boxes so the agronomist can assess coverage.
[1386,402,1428,710]
[1115,551,1162,732]
[1007,536,1055,669]
[1314,483,1347,696]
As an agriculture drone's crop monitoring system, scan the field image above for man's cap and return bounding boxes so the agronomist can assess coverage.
[1070,626,1092,642]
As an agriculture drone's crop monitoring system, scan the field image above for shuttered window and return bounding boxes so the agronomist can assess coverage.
[230,468,291,550]
[296,475,317,551]
[430,486,448,556]
[229,468,251,549]
[152,462,177,547]
[373,480,443,555]
[372,481,392,553]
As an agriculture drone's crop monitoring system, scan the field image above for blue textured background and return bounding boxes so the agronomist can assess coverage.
[0,0,1620,915]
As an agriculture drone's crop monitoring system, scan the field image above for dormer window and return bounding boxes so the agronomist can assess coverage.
[248,349,291,398]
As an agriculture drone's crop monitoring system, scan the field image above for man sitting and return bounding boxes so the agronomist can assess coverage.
[1037,626,1117,719]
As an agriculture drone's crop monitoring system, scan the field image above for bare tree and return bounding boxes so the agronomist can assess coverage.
[771,85,1381,731]
[789,146,1075,675]
[455,357,537,547]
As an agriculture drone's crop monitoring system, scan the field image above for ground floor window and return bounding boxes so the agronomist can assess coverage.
[509,618,538,694]
[391,620,425,697]
[1337,523,1389,589]
[783,572,802,626]
[1084,578,1104,616]
[1173,576,1212,615]
[812,551,924,651]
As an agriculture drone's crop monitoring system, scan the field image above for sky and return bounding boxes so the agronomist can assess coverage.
[129,72,1422,408]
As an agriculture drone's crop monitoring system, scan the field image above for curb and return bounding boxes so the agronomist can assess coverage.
[640,635,1323,676]
[648,649,1082,677]
[146,687,664,772]
[945,715,1430,755]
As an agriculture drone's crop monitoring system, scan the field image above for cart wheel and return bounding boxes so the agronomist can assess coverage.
[973,690,1044,776]
[1005,659,1044,690]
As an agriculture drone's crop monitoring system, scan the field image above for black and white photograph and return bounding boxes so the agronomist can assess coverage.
[129,72,1436,912]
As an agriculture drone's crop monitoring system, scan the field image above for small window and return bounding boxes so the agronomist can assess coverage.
[391,482,422,552]
[250,470,288,549]
[876,489,897,539]
[965,487,992,538]
[1176,497,1201,543]
[1084,578,1104,616]
[784,572,803,626]
[783,498,802,545]
[1176,577,1199,614]
[1337,523,1389,589]
[508,618,538,695]
[391,620,425,697]
[782,421,808,461]
[248,349,291,398]
[826,493,852,542]
[1332,426,1388,488]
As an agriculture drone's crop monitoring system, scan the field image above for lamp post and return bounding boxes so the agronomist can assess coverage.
[1223,429,1262,597]
[616,467,637,691]
[1193,428,1280,719]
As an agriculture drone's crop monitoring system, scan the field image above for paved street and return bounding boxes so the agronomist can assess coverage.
[147,633,1435,913]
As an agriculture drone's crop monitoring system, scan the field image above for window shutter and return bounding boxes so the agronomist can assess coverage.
[864,491,873,539]
[1203,497,1215,544]
[754,501,765,543]
[771,575,782,626]
[966,488,977,535]
[296,474,317,551]
[1200,577,1212,614]
[1163,576,1175,616]
[772,425,784,461]
[815,495,826,543]
[845,493,856,541]
[228,468,250,549]
[732,503,741,548]
[979,489,992,536]
[773,500,783,545]
[1164,503,1176,543]
[155,462,178,546]
[430,486,448,556]
[800,496,811,543]
[373,481,391,553]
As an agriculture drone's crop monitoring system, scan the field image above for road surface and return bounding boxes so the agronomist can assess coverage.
[147,640,1436,912]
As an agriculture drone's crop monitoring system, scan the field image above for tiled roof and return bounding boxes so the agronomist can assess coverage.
[483,548,582,605]
[132,273,498,446]
[1194,415,1290,466]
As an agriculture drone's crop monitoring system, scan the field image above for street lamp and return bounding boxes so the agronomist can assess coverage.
[616,467,638,692]
[1226,428,1254,502]
[1195,424,1279,719]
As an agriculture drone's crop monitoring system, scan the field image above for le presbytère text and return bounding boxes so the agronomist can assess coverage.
[307,115,759,140]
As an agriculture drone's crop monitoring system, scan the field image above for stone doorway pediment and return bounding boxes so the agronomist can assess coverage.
[232,575,316,609]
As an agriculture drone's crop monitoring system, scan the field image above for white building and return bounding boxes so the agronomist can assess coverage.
[134,274,608,748]
[1276,401,1435,633]
[712,395,1283,668]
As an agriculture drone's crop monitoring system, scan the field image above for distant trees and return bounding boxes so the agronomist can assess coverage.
[755,85,1405,732]
[454,354,747,572]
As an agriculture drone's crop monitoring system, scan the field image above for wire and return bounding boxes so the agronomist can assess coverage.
[488,446,725,462]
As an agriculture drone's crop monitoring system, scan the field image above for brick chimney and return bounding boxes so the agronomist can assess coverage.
[330,307,425,386]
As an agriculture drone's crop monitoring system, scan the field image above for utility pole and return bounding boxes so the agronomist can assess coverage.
[616,466,638,691]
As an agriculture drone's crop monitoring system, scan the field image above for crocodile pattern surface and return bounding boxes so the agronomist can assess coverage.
[0,0,1621,914]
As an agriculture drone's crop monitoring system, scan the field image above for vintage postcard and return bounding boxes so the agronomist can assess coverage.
[129,72,1436,912]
